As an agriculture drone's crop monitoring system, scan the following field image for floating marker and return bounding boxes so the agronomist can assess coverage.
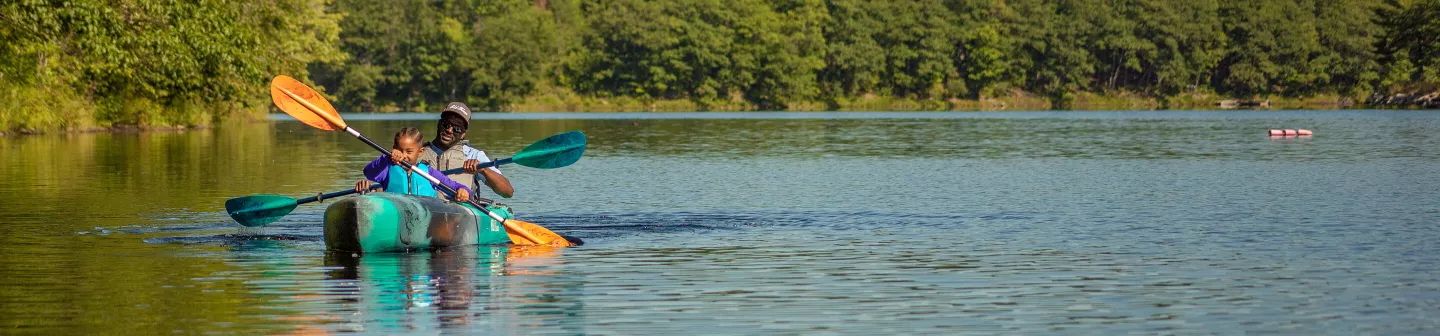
[1268,129,1313,137]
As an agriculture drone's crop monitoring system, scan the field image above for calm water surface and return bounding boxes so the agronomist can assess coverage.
[1,111,1438,334]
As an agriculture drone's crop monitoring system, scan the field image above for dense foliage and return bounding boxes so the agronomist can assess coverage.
[0,0,342,130]
[2,0,1438,130]
[316,0,1439,111]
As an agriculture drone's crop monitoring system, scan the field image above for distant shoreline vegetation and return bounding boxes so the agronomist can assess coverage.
[2,0,1438,134]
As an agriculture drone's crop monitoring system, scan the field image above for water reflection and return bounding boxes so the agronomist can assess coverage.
[270,246,587,334]
[3,111,1440,333]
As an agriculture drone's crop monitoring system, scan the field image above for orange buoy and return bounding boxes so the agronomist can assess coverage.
[1269,129,1284,136]
[1297,129,1313,136]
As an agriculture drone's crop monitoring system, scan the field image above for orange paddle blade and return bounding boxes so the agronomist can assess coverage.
[270,75,344,130]
[506,245,562,262]
[504,219,572,247]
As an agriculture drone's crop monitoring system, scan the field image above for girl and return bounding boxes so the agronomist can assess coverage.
[355,127,472,202]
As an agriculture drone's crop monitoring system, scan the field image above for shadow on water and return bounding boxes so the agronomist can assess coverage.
[123,207,1013,249]
[143,233,315,247]
[528,209,997,241]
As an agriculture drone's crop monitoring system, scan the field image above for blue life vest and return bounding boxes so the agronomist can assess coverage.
[384,162,439,198]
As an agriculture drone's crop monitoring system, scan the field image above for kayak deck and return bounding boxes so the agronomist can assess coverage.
[323,192,512,252]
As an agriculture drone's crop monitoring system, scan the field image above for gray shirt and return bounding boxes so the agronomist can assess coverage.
[418,140,502,193]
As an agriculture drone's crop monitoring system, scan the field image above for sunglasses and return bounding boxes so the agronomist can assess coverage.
[440,122,466,135]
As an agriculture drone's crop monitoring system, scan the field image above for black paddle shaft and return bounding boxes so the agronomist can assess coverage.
[297,185,381,205]
[352,132,496,210]
[291,157,509,207]
[356,135,511,173]
[437,158,512,174]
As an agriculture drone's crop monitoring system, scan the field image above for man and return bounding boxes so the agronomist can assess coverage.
[418,102,515,198]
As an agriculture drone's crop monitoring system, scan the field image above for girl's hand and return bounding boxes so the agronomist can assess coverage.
[455,188,471,202]
[355,180,375,193]
[389,149,406,166]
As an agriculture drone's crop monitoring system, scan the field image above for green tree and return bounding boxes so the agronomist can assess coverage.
[1004,0,1097,103]
[1376,0,1440,87]
[1312,0,1383,95]
[1216,0,1327,96]
[569,0,824,108]
[315,0,564,111]
[817,0,887,97]
[470,6,561,107]
[1137,0,1227,94]
[1,0,342,131]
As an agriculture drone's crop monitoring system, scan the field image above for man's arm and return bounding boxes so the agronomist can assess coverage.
[463,146,515,198]
[478,167,514,198]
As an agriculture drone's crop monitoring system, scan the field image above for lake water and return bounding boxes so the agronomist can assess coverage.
[1,111,1438,334]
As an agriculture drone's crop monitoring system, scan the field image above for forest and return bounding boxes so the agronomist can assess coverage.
[2,0,1438,132]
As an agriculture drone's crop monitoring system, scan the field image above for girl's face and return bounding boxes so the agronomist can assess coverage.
[393,137,423,166]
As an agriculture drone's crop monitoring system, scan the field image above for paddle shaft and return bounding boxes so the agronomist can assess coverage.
[297,184,381,204]
[292,160,506,206]
[274,85,553,246]
[438,159,508,175]
[227,154,522,227]
[347,133,549,244]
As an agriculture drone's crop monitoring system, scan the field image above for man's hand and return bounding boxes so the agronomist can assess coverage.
[463,159,492,173]
[455,188,471,202]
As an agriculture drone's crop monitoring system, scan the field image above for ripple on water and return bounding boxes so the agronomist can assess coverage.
[6,112,1440,334]
[129,206,1440,333]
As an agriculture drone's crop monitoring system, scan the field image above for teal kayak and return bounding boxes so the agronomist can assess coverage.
[323,192,513,252]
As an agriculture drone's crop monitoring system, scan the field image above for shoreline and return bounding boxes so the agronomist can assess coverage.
[499,90,1428,113]
[2,96,1433,136]
[0,125,205,137]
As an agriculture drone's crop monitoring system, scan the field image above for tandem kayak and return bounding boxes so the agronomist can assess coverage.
[323,192,513,253]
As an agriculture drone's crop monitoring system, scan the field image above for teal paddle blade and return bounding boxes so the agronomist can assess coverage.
[512,130,586,169]
[225,194,299,227]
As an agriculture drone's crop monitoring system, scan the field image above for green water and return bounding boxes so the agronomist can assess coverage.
[0,118,586,333]
[1,111,1439,334]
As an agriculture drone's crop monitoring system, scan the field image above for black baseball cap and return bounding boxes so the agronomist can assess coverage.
[441,102,471,127]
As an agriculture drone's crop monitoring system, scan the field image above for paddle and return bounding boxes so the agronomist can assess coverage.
[224,131,586,227]
[264,75,574,246]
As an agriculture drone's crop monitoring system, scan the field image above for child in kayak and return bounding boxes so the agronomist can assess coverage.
[355,127,472,202]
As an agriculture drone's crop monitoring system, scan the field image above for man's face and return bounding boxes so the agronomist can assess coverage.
[436,114,467,147]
